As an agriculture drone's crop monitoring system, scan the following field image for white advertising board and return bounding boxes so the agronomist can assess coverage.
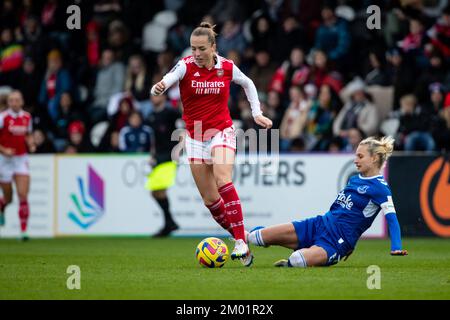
[55,154,385,238]
[0,155,55,238]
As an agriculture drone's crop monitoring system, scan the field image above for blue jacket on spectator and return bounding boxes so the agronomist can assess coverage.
[314,18,351,61]
[38,68,72,122]
[118,125,154,153]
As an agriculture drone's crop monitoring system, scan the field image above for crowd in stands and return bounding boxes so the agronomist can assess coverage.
[0,0,449,154]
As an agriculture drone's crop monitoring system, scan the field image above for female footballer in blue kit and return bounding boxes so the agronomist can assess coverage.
[247,136,408,267]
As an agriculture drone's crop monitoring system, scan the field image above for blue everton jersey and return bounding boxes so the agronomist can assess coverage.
[323,174,396,248]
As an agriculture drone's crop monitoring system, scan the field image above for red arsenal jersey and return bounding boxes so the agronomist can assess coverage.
[152,54,262,141]
[0,109,32,156]
[179,55,234,140]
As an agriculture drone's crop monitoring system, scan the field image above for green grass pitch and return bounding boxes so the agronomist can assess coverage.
[1,237,449,300]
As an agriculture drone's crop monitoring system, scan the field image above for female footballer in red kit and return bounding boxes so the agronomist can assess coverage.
[0,90,36,240]
[151,22,272,266]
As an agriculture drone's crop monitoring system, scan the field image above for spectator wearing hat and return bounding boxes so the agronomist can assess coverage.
[38,49,72,123]
[333,77,380,140]
[67,120,93,153]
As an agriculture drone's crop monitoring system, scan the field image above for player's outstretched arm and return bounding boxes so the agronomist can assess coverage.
[385,212,408,256]
[150,60,186,96]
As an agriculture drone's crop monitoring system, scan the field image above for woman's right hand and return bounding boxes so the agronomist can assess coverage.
[152,81,166,95]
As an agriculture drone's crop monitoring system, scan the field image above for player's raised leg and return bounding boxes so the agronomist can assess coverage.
[212,146,249,261]
[14,174,30,241]
[0,182,13,227]
[190,162,234,236]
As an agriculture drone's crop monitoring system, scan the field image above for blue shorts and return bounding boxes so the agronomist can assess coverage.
[292,215,351,266]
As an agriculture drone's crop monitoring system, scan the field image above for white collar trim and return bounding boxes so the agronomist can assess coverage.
[359,174,383,180]
[6,109,24,118]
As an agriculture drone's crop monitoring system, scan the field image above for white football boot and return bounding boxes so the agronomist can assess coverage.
[273,259,289,267]
[231,239,249,260]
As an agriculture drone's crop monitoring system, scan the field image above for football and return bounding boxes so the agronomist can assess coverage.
[195,237,229,268]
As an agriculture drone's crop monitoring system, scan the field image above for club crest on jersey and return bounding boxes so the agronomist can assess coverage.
[217,69,224,77]
[357,185,369,194]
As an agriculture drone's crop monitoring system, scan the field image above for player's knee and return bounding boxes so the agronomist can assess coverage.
[198,189,221,205]
[214,176,232,189]
[288,250,308,268]
[203,196,220,207]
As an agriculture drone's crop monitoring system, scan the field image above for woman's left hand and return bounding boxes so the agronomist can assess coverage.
[254,115,273,129]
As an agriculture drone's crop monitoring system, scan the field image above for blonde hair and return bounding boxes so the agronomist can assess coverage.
[359,136,395,168]
[192,22,217,45]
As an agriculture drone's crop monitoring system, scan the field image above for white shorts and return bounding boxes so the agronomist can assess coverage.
[185,126,236,164]
[0,154,30,183]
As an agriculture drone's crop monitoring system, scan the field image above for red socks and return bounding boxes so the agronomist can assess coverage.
[19,201,30,233]
[218,182,246,241]
[206,198,234,237]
